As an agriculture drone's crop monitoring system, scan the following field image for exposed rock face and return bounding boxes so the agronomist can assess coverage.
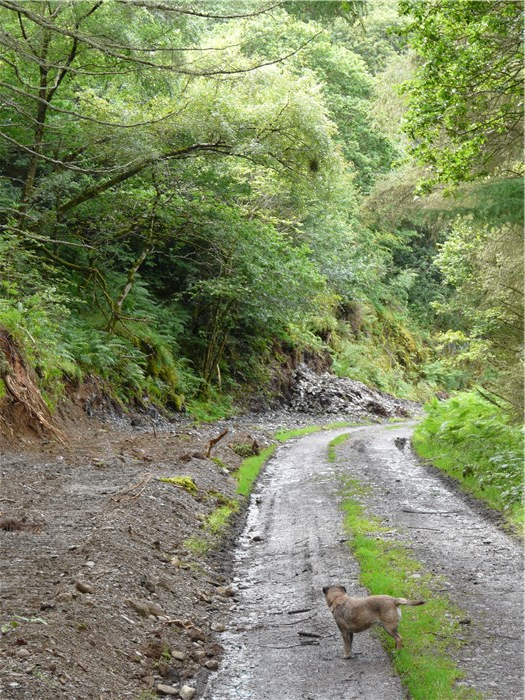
[289,365,420,419]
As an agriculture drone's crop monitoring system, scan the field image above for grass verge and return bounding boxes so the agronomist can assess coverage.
[184,502,240,555]
[331,437,481,700]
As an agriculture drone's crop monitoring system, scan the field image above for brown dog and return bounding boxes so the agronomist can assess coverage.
[323,585,425,657]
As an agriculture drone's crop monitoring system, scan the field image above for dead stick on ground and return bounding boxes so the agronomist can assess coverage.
[402,509,462,515]
[110,473,152,503]
[405,526,443,531]
[205,428,228,458]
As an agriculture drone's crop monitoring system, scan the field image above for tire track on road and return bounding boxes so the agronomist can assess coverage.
[204,426,407,700]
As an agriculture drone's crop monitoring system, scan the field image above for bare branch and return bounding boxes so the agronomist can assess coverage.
[114,0,285,20]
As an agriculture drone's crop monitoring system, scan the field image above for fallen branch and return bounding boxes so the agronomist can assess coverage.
[205,428,228,458]
[405,526,443,531]
[402,509,462,515]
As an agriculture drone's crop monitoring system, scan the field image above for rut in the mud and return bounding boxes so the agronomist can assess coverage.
[203,424,524,700]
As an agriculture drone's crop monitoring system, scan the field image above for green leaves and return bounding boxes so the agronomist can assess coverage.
[399,0,524,185]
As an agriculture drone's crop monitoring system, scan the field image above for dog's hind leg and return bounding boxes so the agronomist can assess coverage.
[382,623,403,650]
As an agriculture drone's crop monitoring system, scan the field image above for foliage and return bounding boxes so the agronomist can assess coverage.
[0,0,519,418]
[186,390,236,422]
[398,0,524,186]
[413,393,524,534]
[433,218,523,416]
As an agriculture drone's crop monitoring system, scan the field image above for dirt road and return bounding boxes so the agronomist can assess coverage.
[203,423,524,700]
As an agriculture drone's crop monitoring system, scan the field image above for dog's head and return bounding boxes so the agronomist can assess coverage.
[322,584,347,606]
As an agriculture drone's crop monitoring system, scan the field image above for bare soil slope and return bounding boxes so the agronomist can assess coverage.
[0,410,278,700]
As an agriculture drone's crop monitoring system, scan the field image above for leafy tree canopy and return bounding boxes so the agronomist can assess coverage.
[398,0,524,187]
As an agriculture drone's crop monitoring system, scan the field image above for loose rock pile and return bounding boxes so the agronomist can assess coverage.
[289,365,420,419]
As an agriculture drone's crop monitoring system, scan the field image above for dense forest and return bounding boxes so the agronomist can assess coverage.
[0,1,523,517]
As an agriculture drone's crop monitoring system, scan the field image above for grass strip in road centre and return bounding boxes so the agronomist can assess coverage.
[330,437,481,700]
[235,422,361,497]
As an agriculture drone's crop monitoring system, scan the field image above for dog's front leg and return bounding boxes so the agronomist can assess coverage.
[338,625,353,658]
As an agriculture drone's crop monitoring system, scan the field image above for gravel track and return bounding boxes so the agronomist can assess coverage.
[204,423,524,700]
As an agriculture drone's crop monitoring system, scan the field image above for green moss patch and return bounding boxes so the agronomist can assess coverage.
[159,475,198,496]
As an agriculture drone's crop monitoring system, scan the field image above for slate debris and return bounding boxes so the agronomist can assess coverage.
[289,365,420,418]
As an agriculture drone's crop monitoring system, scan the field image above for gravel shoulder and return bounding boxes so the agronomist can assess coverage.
[0,412,278,700]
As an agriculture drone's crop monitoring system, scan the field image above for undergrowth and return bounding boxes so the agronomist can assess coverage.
[332,458,481,700]
[413,392,524,535]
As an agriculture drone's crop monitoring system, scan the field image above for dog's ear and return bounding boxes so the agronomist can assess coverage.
[322,586,329,594]
[340,585,347,593]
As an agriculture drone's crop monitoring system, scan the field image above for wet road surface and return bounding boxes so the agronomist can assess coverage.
[203,423,524,700]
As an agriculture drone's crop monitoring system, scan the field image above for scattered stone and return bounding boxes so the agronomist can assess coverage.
[141,575,156,593]
[205,659,219,671]
[75,581,94,594]
[210,622,225,633]
[126,600,150,618]
[16,648,30,659]
[156,683,179,696]
[189,627,206,643]
[84,561,95,568]
[216,586,234,598]
[157,579,175,593]
[56,592,73,604]
[171,650,186,661]
[146,602,164,617]
[179,686,196,700]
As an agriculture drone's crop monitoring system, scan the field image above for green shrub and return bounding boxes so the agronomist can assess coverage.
[413,392,524,533]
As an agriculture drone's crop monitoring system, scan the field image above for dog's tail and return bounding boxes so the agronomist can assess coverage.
[394,598,426,607]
